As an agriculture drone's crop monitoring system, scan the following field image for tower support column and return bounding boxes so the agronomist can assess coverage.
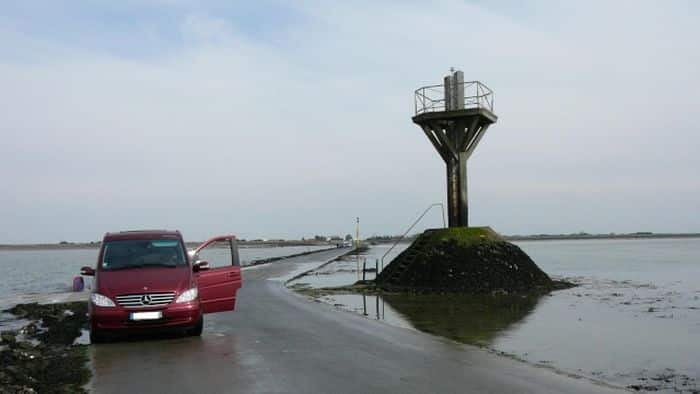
[446,152,469,227]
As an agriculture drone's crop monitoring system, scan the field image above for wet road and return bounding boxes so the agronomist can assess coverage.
[88,248,623,393]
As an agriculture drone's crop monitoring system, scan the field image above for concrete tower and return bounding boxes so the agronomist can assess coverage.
[412,70,497,227]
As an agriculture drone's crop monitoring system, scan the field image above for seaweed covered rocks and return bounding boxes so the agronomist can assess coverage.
[376,227,570,294]
[0,302,90,394]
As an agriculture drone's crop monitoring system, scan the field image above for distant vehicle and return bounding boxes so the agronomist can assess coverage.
[80,230,242,342]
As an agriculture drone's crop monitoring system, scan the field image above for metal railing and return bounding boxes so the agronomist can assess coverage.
[414,81,494,115]
[380,203,446,271]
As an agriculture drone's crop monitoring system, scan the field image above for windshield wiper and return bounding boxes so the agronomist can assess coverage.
[139,262,179,268]
[106,263,179,270]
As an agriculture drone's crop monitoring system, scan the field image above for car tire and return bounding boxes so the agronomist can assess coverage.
[188,317,203,336]
[90,328,107,344]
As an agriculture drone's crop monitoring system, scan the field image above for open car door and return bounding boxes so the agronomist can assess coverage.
[192,235,242,314]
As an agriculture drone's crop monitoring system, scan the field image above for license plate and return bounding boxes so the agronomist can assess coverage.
[130,311,163,321]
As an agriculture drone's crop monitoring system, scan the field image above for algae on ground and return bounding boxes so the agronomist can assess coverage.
[376,227,568,294]
[0,302,91,394]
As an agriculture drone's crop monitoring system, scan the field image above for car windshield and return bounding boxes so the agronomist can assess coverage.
[101,239,187,270]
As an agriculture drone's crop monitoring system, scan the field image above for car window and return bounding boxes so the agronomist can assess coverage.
[101,239,187,270]
[195,240,235,268]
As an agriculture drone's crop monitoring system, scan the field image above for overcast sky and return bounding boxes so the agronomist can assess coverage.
[1,1,698,243]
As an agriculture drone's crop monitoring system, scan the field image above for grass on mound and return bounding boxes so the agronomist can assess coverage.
[420,226,503,247]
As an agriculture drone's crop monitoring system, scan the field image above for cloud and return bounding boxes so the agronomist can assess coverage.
[0,1,698,242]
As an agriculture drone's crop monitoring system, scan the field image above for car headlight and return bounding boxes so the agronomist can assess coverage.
[176,288,198,303]
[91,293,116,307]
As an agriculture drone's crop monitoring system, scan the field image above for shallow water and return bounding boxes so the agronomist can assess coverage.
[292,238,700,392]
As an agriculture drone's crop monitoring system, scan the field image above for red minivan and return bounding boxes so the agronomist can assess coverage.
[80,230,242,342]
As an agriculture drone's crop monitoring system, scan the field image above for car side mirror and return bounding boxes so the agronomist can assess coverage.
[80,266,95,276]
[193,261,210,272]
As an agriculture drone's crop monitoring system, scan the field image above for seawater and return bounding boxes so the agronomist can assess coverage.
[291,238,700,392]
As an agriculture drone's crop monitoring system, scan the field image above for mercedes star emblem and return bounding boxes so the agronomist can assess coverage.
[141,295,152,305]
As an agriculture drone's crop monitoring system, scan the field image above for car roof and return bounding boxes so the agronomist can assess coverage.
[103,230,182,242]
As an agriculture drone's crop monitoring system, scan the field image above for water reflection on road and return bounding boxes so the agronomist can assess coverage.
[89,326,242,392]
[325,293,542,347]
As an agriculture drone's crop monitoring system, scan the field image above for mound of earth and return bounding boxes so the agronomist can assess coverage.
[376,227,568,294]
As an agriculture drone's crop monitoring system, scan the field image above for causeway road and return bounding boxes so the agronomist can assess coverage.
[88,248,623,393]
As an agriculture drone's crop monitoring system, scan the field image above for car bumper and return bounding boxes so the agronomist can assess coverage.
[90,301,201,331]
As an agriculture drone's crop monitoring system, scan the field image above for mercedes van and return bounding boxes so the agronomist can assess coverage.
[80,230,242,342]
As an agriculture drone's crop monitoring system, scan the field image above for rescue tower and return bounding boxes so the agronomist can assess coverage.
[413,70,497,227]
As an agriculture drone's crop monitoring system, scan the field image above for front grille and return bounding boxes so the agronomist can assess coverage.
[115,292,175,308]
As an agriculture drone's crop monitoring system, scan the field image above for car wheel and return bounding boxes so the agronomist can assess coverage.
[90,328,107,344]
[188,317,203,336]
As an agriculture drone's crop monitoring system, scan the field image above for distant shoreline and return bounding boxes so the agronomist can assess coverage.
[3,232,699,251]
[505,233,700,242]
[366,232,700,244]
[0,240,335,251]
